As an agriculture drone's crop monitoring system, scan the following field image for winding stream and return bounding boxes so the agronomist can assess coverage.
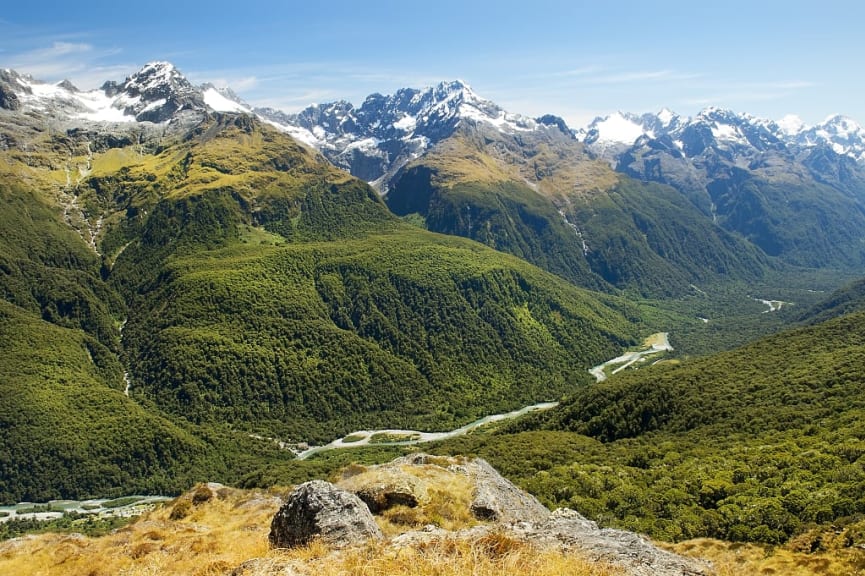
[295,333,674,459]
[0,496,170,524]
[295,402,558,460]
[589,332,673,383]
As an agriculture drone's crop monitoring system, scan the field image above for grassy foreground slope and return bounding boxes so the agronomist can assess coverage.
[436,308,865,546]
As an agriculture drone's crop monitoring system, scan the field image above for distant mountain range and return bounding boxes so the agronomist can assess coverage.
[4,60,864,291]
[580,108,865,163]
[6,61,862,184]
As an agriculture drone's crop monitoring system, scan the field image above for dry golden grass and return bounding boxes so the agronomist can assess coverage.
[671,538,865,576]
[410,130,619,202]
[23,474,857,576]
[336,460,478,536]
[422,137,522,186]
[0,481,619,576]
[0,485,282,576]
[242,532,619,576]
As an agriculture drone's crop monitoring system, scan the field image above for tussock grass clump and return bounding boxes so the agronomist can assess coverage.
[671,538,865,576]
[336,461,477,534]
[0,486,280,576]
[260,535,618,576]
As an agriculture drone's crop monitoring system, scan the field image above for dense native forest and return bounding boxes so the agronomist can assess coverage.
[3,103,865,560]
[0,114,644,502]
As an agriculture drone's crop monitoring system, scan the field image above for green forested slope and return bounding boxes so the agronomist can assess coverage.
[0,298,218,503]
[0,181,123,350]
[708,173,865,269]
[796,276,865,325]
[0,112,648,502]
[386,128,771,297]
[104,121,643,441]
[565,178,771,296]
[387,165,608,290]
[436,309,865,545]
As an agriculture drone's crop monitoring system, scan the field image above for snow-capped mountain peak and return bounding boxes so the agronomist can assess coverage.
[253,79,546,190]
[798,115,865,161]
[117,61,185,96]
[582,111,653,148]
[0,62,251,125]
[657,107,677,127]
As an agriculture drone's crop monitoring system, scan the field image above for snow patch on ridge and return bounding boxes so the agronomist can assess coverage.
[593,113,649,144]
[203,87,249,113]
[394,114,417,131]
[777,114,805,135]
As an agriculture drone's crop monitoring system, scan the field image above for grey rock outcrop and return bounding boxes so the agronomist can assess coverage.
[0,71,22,111]
[268,480,383,549]
[461,458,550,524]
[348,471,428,513]
[262,454,712,575]
[388,510,711,576]
[515,508,710,576]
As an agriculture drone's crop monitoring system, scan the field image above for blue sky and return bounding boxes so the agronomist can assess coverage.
[1,1,863,127]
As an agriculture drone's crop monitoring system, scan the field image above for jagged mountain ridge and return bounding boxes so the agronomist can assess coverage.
[4,60,864,171]
[254,79,556,191]
[580,107,865,164]
[5,60,863,187]
[583,107,865,268]
[0,61,252,124]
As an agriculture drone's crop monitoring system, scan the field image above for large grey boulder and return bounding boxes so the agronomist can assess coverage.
[268,480,383,549]
[461,458,550,524]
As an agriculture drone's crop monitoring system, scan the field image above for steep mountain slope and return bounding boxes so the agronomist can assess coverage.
[439,306,865,545]
[0,299,215,503]
[100,114,642,442]
[0,63,650,503]
[0,173,229,503]
[265,82,773,296]
[795,275,865,324]
[586,108,865,269]
[385,119,770,296]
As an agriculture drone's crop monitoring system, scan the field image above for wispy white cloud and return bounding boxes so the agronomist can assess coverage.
[582,69,703,85]
[680,79,817,108]
[555,66,603,77]
[3,39,134,88]
[197,75,259,92]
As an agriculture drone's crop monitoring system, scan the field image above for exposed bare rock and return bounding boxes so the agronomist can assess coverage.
[268,480,383,549]
[263,455,712,575]
[514,508,712,576]
[338,467,429,513]
[461,458,550,524]
[388,514,711,576]
[0,85,20,111]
